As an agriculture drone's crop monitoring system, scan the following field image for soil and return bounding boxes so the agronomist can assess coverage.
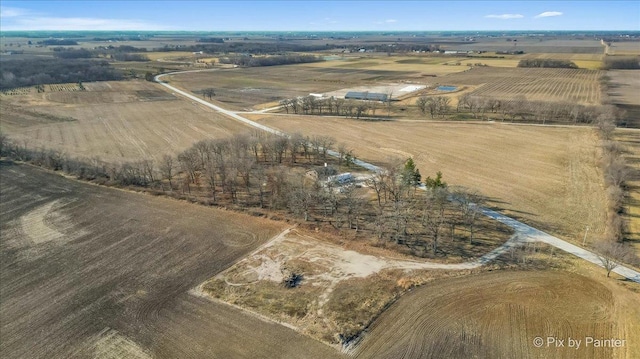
[0,160,342,359]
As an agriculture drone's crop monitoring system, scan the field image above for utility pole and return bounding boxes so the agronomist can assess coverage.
[583,226,590,246]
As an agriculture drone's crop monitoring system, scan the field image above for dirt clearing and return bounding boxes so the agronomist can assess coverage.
[201,227,512,345]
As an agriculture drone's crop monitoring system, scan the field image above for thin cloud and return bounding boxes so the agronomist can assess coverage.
[375,19,398,25]
[534,11,563,18]
[485,14,524,19]
[2,16,170,31]
[0,6,27,18]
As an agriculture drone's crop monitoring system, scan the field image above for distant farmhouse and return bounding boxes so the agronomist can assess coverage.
[344,91,388,102]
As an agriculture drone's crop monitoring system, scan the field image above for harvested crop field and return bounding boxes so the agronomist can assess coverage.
[354,270,639,359]
[251,115,608,242]
[0,81,253,162]
[608,70,640,105]
[441,67,603,105]
[0,161,342,359]
[164,64,426,110]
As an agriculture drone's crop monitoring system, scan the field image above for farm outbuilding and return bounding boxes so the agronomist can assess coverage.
[344,92,388,102]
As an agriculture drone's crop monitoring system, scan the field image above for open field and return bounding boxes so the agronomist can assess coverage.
[250,115,608,242]
[0,81,253,162]
[450,38,605,54]
[608,70,640,128]
[165,62,441,110]
[615,129,640,250]
[354,269,639,359]
[608,41,640,56]
[0,160,343,359]
[310,55,472,75]
[441,66,603,105]
[608,70,640,105]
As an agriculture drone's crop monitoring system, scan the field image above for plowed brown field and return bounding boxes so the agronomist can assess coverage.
[355,270,639,359]
[442,67,603,105]
[0,161,342,359]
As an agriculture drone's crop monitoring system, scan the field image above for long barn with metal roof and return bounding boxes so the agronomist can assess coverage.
[344,92,388,102]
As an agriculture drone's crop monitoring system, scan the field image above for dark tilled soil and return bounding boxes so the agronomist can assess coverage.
[0,160,342,359]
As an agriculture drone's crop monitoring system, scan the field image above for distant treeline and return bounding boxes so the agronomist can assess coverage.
[218,54,323,67]
[51,45,149,60]
[602,56,640,70]
[0,58,122,90]
[518,59,578,69]
[155,42,329,54]
[38,39,78,46]
[196,37,225,43]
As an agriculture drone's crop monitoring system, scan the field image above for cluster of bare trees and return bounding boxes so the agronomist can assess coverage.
[455,93,606,124]
[280,96,392,119]
[218,54,323,67]
[591,106,639,277]
[416,96,451,118]
[596,110,631,243]
[363,160,488,257]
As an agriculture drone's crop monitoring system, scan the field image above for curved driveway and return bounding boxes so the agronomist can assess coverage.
[155,70,640,284]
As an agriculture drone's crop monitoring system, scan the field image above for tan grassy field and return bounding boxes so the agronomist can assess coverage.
[250,115,608,242]
[441,67,603,105]
[0,81,253,162]
[354,269,639,359]
[608,41,640,56]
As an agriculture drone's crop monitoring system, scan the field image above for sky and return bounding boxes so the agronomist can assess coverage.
[0,1,638,32]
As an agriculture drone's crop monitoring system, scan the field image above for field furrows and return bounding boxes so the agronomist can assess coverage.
[0,161,341,358]
[443,67,602,104]
[354,271,632,359]
[1,100,253,162]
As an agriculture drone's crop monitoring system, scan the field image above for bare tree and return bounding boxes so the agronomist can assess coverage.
[438,97,451,117]
[605,156,630,188]
[454,188,484,244]
[279,99,291,114]
[355,103,368,119]
[594,241,631,277]
[141,159,156,185]
[203,88,216,100]
[287,179,317,221]
[341,185,366,231]
[421,187,449,254]
[415,96,428,115]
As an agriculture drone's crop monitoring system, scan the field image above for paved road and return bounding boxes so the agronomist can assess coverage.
[155,70,640,284]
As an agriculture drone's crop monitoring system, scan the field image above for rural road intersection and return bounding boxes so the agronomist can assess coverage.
[155,71,640,284]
